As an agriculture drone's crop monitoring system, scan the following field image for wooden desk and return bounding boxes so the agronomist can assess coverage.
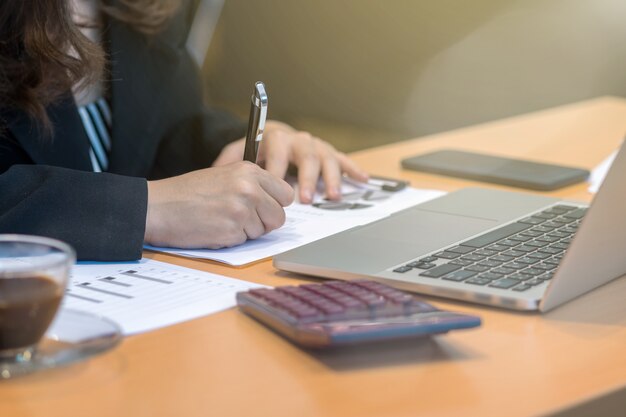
[2,97,625,417]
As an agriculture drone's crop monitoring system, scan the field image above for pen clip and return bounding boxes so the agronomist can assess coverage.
[253,82,268,142]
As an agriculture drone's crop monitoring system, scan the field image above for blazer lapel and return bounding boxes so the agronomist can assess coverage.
[6,95,93,171]
[107,20,171,177]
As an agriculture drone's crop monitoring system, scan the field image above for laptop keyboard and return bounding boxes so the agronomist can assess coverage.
[392,205,587,292]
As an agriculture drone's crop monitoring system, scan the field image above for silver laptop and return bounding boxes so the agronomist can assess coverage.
[274,143,626,312]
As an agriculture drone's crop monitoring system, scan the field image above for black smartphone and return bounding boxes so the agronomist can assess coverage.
[401,150,590,191]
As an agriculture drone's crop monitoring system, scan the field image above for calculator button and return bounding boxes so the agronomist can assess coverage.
[326,282,392,312]
[302,284,364,308]
[288,306,323,321]
[352,281,435,315]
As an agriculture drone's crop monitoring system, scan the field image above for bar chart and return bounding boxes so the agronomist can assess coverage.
[63,259,263,334]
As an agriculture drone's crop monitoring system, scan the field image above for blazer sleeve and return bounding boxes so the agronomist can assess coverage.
[0,164,148,261]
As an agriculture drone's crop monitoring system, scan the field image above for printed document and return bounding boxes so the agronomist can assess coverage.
[63,258,262,335]
[146,183,445,266]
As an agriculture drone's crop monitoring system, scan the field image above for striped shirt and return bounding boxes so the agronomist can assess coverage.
[77,98,113,172]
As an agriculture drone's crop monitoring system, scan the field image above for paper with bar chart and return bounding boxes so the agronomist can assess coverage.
[62,258,263,335]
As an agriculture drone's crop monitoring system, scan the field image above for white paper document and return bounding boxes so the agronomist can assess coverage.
[62,258,262,335]
[147,184,445,266]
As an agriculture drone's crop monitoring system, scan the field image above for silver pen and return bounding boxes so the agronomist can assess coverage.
[243,81,268,164]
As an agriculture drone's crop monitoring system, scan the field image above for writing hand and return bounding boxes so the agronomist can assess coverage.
[144,162,294,249]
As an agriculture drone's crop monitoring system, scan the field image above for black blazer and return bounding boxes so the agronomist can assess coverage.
[0,0,245,260]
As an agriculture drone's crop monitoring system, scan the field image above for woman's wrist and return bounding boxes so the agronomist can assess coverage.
[144,180,161,245]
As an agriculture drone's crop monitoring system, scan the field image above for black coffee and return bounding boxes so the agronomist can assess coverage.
[0,275,62,351]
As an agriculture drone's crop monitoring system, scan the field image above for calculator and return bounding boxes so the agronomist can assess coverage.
[236,280,481,348]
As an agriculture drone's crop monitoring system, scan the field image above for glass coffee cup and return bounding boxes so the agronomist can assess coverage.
[0,235,75,364]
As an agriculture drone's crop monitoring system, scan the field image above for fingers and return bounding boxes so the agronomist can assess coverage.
[336,152,369,183]
[210,165,290,243]
[253,163,295,207]
[254,190,287,234]
[293,135,321,203]
[318,143,343,201]
[295,139,365,202]
[242,210,267,240]
[234,164,290,236]
[259,121,369,204]
[261,133,291,183]
[212,138,246,167]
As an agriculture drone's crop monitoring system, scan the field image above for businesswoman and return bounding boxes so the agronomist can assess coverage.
[0,0,367,260]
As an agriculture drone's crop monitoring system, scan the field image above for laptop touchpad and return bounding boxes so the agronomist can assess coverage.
[352,207,498,253]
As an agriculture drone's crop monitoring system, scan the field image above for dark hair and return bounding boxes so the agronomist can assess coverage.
[0,0,180,132]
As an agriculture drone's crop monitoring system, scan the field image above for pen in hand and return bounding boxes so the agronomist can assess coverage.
[243,81,268,164]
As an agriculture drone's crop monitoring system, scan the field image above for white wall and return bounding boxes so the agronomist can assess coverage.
[204,0,626,138]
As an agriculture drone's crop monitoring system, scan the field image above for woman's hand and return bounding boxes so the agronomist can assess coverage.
[212,121,369,203]
[144,162,294,249]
